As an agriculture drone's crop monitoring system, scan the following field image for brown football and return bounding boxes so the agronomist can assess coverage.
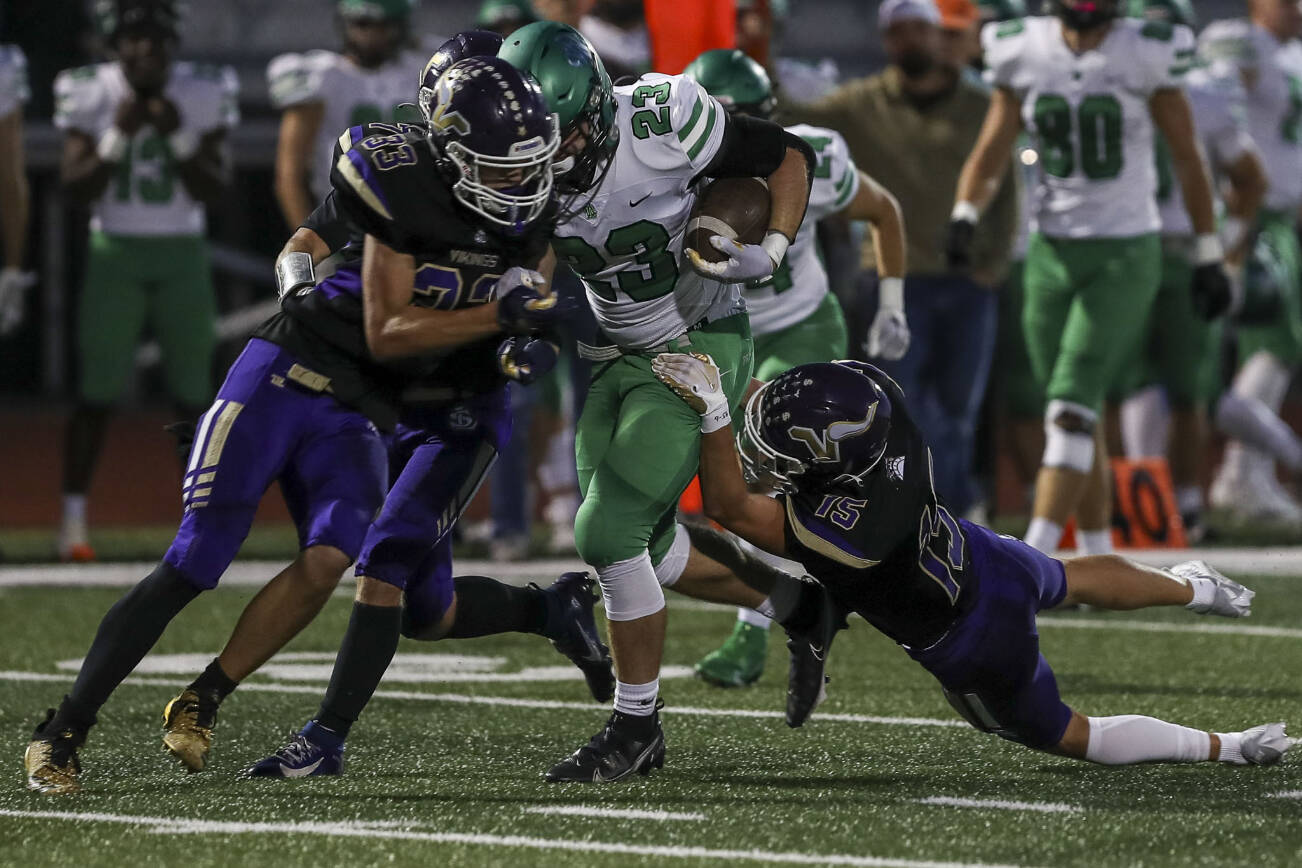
[685,176,771,271]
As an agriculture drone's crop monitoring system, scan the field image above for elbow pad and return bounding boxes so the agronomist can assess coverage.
[699,114,790,180]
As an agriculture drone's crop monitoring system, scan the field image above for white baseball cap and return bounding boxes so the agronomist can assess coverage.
[878,0,941,30]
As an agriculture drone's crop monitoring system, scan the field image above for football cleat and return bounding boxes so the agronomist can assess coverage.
[24,709,85,795]
[59,542,96,563]
[162,688,219,772]
[694,621,768,688]
[244,722,345,779]
[1239,722,1290,766]
[783,578,847,728]
[1170,561,1254,618]
[544,701,666,783]
[536,571,615,703]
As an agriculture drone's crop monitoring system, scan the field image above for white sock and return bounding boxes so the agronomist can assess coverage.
[62,494,88,542]
[613,678,658,717]
[1085,714,1211,765]
[1215,392,1302,473]
[1120,386,1169,458]
[1214,731,1246,765]
[1024,517,1062,553]
[1077,529,1112,556]
[738,607,772,629]
[1176,485,1203,517]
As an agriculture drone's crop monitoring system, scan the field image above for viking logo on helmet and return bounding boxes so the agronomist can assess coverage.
[429,74,471,136]
[787,403,879,466]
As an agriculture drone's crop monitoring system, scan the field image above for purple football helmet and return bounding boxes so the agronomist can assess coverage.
[419,29,504,86]
[740,361,893,493]
[418,55,560,232]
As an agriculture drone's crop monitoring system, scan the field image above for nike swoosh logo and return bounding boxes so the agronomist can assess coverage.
[629,193,651,207]
[279,758,324,778]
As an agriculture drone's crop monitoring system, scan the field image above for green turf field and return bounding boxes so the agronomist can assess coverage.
[2,570,1301,867]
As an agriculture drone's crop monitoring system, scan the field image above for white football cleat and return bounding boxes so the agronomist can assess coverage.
[1210,462,1302,527]
[1169,560,1254,618]
[1240,722,1290,766]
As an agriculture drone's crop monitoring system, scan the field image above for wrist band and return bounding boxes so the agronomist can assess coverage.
[1194,233,1223,266]
[96,127,129,163]
[951,200,979,223]
[276,251,316,301]
[879,276,905,312]
[168,129,200,161]
[701,404,732,434]
[1218,216,1249,253]
[761,230,791,268]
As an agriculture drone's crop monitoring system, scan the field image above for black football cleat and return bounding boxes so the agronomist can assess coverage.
[24,709,86,795]
[783,578,847,728]
[544,701,666,783]
[536,571,616,703]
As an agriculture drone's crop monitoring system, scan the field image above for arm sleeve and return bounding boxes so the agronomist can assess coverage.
[0,47,29,118]
[698,115,812,181]
[267,51,327,110]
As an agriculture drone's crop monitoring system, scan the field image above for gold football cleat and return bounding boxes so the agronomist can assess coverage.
[24,715,83,795]
[162,689,216,772]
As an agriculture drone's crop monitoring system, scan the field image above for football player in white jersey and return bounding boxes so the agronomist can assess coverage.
[0,38,32,335]
[502,22,817,781]
[949,0,1230,556]
[681,47,909,689]
[54,0,238,562]
[1200,1,1302,524]
[267,0,424,229]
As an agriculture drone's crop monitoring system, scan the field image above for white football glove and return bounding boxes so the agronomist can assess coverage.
[651,351,732,433]
[0,267,36,335]
[864,276,909,361]
[686,232,788,282]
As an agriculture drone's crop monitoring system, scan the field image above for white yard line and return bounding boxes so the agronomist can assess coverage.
[0,670,965,728]
[1037,617,1302,640]
[1267,791,1302,799]
[915,797,1082,815]
[7,547,1302,589]
[523,805,706,822]
[0,809,1028,868]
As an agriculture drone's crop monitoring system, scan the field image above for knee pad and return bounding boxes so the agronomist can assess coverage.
[163,507,256,590]
[653,523,691,588]
[597,551,665,621]
[1043,399,1097,473]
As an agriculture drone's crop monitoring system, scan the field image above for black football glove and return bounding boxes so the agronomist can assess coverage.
[1190,262,1232,321]
[495,266,576,334]
[497,335,560,385]
[944,218,976,271]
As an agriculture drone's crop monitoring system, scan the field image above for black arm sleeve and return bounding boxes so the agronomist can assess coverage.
[300,190,352,255]
[697,115,817,186]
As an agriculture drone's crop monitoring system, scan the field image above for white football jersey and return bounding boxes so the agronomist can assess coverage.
[54,61,239,236]
[1199,20,1302,211]
[744,124,858,336]
[1158,68,1256,237]
[552,73,741,351]
[267,49,424,202]
[0,45,29,118]
[984,15,1194,239]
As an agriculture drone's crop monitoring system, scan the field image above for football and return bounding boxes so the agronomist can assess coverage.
[685,176,771,270]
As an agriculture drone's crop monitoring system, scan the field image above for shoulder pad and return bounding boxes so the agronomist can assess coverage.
[621,73,727,173]
[787,124,859,217]
[267,50,338,108]
[980,17,1033,90]
[53,64,107,132]
[331,122,441,242]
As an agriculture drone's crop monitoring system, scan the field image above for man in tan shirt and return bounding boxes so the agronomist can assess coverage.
[785,0,1017,518]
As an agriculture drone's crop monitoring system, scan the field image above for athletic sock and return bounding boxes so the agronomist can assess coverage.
[189,658,239,702]
[445,575,545,639]
[62,494,87,535]
[1024,517,1062,553]
[1215,731,1245,765]
[613,679,658,717]
[738,607,772,629]
[316,602,402,739]
[1084,714,1211,765]
[1077,529,1112,556]
[51,561,201,733]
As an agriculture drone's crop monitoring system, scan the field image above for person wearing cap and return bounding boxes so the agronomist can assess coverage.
[785,0,1018,520]
[477,0,537,36]
[937,0,983,74]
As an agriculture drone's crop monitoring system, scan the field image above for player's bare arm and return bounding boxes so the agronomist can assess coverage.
[651,352,787,555]
[953,86,1023,217]
[360,233,500,360]
[841,171,905,280]
[273,102,325,229]
[59,127,127,206]
[1151,87,1217,237]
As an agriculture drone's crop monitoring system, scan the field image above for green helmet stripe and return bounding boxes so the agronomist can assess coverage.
[685,99,719,161]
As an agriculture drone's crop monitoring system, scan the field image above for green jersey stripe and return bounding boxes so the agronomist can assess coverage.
[686,99,718,161]
[677,93,705,143]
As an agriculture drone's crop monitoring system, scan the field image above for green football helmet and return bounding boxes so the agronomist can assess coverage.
[337,0,415,21]
[1126,0,1196,29]
[976,0,1027,24]
[683,49,775,119]
[498,21,618,195]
